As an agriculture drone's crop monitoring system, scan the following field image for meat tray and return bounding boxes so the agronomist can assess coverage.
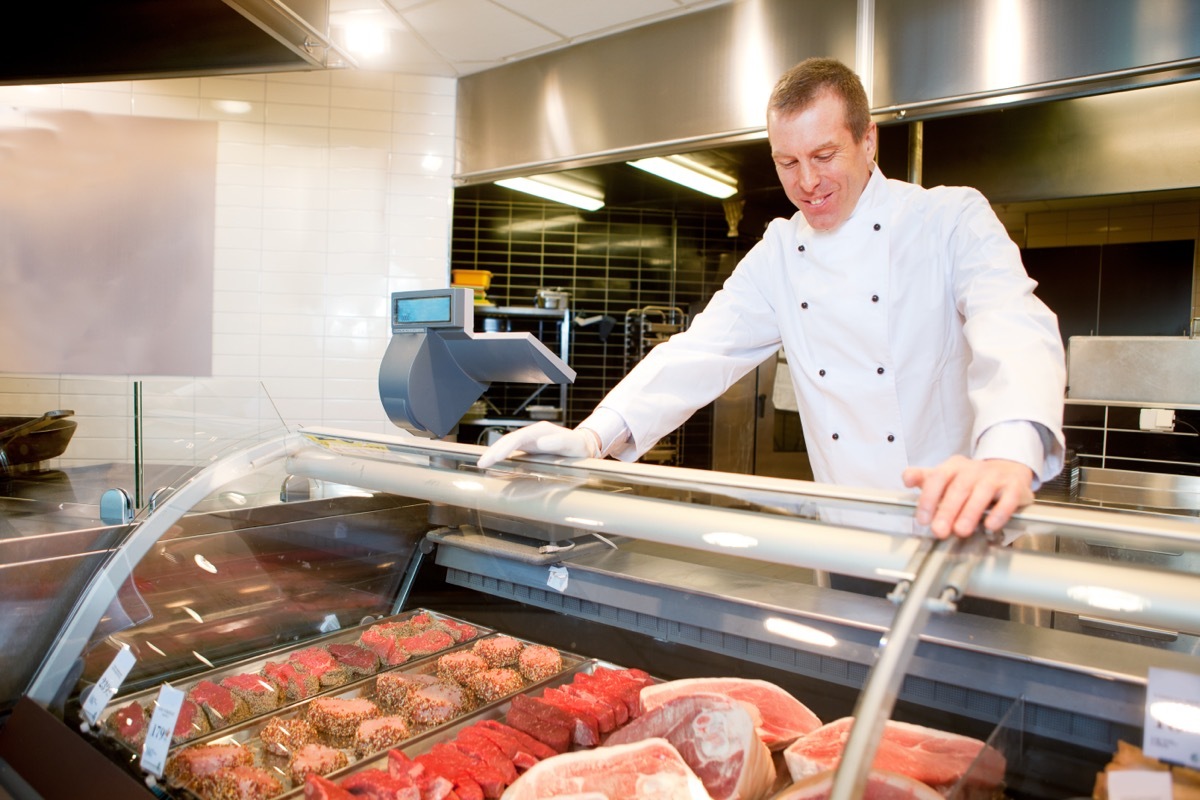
[93,608,491,756]
[160,633,586,800]
[306,658,636,797]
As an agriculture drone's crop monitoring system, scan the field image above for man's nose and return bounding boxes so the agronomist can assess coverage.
[795,162,820,193]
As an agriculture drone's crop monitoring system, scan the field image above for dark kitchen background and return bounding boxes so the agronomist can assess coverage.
[452,121,1200,478]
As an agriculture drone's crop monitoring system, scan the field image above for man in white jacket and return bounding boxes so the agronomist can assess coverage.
[478,57,1066,540]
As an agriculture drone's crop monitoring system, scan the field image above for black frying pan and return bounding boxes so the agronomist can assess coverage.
[0,410,77,470]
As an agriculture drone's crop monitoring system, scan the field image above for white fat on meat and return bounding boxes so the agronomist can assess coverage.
[603,691,775,800]
[770,768,946,800]
[499,737,712,800]
[640,678,822,750]
[782,717,1006,795]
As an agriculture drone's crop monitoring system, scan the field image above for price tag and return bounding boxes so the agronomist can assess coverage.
[1107,770,1172,800]
[547,565,569,592]
[81,646,136,727]
[1143,667,1200,767]
[140,684,185,778]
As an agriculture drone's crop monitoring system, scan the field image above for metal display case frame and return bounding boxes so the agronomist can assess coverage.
[5,426,1199,799]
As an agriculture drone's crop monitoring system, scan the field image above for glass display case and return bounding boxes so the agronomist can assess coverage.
[1,425,1197,800]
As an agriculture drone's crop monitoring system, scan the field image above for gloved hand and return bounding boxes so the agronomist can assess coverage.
[476,422,599,469]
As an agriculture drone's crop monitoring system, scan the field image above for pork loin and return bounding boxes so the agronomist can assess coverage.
[640,678,822,750]
[782,717,1006,795]
[603,692,774,800]
[499,737,712,800]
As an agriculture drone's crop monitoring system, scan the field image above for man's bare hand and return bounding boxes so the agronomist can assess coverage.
[901,456,1034,539]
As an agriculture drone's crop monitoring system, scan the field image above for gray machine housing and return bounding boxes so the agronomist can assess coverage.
[379,288,576,438]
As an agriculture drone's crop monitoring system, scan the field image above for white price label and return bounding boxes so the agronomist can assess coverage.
[1143,667,1200,767]
[547,565,569,592]
[1107,770,1172,800]
[81,646,136,727]
[140,684,185,778]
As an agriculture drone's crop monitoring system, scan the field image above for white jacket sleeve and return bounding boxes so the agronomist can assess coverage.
[947,188,1067,484]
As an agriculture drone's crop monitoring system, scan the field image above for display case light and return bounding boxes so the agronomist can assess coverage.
[495,176,605,211]
[627,155,738,199]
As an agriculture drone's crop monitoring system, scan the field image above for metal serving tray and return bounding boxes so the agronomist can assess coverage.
[93,609,492,754]
[162,634,585,800]
[310,659,628,796]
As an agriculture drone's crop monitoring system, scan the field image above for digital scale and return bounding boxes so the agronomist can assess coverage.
[379,288,576,438]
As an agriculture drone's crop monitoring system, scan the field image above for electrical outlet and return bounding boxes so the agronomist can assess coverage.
[1139,408,1175,431]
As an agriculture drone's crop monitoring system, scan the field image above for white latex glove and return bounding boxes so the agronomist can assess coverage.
[476,422,599,469]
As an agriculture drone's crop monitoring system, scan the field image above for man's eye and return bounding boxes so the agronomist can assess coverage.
[775,160,796,169]
[815,153,834,163]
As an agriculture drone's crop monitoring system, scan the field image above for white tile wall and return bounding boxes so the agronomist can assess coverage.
[0,69,456,469]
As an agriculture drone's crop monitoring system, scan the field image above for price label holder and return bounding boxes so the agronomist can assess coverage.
[547,565,569,592]
[140,683,185,779]
[1143,666,1200,767]
[80,646,136,728]
[1107,770,1172,800]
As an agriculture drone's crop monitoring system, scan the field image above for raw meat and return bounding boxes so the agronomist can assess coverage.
[782,718,1006,794]
[341,767,421,800]
[477,719,558,760]
[304,774,356,800]
[499,737,712,800]
[772,768,945,800]
[603,692,774,800]
[641,678,821,750]
[104,700,147,748]
[388,749,458,800]
[328,642,382,677]
[513,693,598,747]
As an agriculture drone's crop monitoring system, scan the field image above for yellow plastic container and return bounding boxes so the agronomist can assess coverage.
[451,269,493,290]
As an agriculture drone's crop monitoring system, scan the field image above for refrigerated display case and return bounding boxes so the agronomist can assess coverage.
[1,426,1197,800]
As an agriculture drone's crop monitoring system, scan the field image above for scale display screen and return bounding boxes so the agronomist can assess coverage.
[390,289,469,330]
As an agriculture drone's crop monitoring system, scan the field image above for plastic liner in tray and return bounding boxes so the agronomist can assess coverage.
[159,634,586,800]
[295,658,637,798]
[93,608,491,755]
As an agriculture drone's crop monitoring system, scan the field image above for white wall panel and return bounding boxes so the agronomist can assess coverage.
[0,68,456,467]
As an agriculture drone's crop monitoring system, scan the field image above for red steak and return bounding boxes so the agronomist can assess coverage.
[476,720,557,760]
[341,767,421,800]
[303,774,355,800]
[783,717,1007,794]
[387,749,457,800]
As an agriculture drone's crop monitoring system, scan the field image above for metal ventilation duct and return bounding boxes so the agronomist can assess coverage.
[0,0,341,86]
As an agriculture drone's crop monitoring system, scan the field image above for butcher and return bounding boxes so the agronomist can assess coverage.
[478,56,1066,540]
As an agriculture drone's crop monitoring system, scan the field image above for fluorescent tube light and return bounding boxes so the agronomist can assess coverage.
[627,155,738,199]
[495,176,604,211]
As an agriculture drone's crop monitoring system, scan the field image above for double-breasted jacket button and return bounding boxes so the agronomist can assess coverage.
[832,433,839,440]
[873,223,881,231]
[798,244,806,252]
[876,367,885,375]
[818,369,826,377]
[887,434,895,442]
[801,301,808,309]
[871,294,879,303]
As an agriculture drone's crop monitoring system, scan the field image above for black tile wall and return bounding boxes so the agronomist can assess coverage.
[452,198,751,468]
[1063,403,1200,477]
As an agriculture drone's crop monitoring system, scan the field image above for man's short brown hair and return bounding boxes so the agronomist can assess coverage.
[768,57,871,142]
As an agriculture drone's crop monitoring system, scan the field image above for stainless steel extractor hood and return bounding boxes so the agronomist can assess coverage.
[0,0,343,86]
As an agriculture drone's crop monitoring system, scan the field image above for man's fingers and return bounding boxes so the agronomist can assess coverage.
[476,429,538,469]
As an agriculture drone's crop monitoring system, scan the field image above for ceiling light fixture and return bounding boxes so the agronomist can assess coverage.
[627,155,738,199]
[495,176,605,211]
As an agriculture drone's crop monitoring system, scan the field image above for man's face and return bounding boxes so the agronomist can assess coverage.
[768,91,877,232]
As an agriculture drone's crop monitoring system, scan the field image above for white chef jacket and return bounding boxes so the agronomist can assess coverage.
[585,168,1066,490]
